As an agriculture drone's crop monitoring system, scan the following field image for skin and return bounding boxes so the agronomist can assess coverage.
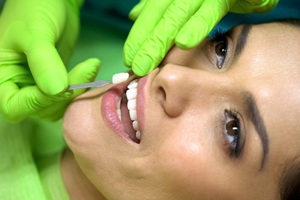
[62,22,300,200]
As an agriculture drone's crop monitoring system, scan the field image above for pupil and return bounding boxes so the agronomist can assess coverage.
[216,41,227,56]
[226,120,238,135]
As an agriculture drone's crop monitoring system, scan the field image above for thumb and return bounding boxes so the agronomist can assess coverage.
[30,58,101,121]
[26,41,69,95]
[67,58,101,98]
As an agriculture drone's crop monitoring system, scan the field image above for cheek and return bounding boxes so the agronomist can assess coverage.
[62,103,112,189]
[154,131,228,199]
[62,97,100,153]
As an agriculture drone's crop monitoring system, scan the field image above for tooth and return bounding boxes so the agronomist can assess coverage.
[126,88,137,100]
[127,80,138,89]
[136,131,141,140]
[129,110,137,121]
[127,99,136,110]
[116,98,122,121]
[112,72,129,84]
[132,120,139,131]
[117,109,121,121]
[117,98,121,110]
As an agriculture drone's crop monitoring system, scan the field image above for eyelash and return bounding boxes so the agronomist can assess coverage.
[210,29,229,69]
[223,110,243,158]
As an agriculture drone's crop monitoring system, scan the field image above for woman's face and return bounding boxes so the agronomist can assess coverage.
[63,22,300,200]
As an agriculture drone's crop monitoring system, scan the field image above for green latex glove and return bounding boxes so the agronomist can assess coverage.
[0,56,101,122]
[0,0,83,95]
[124,0,279,76]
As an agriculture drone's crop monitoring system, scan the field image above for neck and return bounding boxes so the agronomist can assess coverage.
[61,148,106,200]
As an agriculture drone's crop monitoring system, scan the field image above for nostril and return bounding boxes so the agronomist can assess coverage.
[155,86,167,104]
[155,65,190,117]
[157,85,185,118]
[159,86,166,102]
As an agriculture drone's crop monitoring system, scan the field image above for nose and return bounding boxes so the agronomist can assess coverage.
[155,64,219,117]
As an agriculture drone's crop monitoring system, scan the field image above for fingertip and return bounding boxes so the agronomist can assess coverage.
[132,67,146,77]
[132,64,147,77]
[122,54,130,68]
[128,0,146,20]
[38,71,68,95]
[68,60,98,84]
[129,7,140,20]
[132,60,153,77]
[85,58,101,68]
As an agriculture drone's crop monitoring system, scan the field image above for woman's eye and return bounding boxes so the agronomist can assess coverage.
[210,29,229,69]
[213,38,228,69]
[224,110,241,157]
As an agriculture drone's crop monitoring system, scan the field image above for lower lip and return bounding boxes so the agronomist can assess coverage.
[101,82,129,140]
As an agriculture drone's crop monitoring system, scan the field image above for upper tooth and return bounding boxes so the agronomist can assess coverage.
[127,99,136,110]
[127,79,138,89]
[120,79,141,140]
[112,72,129,84]
[126,88,137,100]
[129,110,137,121]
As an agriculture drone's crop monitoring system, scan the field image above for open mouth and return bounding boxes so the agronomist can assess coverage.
[117,79,141,144]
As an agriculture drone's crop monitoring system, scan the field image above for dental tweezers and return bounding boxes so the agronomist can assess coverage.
[68,80,112,90]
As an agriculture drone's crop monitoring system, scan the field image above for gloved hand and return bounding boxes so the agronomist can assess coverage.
[0,0,83,95]
[0,0,88,122]
[124,0,279,76]
[0,55,101,122]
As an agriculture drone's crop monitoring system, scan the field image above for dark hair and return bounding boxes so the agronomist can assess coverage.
[277,18,300,28]
[280,157,300,200]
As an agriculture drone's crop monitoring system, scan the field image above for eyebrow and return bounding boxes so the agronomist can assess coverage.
[242,92,269,170]
[233,24,253,60]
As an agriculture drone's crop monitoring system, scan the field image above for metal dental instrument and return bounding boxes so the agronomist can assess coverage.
[68,80,112,90]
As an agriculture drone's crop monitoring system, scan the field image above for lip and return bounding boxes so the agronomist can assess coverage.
[101,75,146,143]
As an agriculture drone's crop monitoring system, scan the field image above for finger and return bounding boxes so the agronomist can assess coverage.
[26,41,69,95]
[131,0,203,76]
[128,0,147,21]
[0,81,72,122]
[67,58,101,98]
[56,6,80,64]
[175,0,234,49]
[31,58,101,121]
[123,0,173,68]
[0,62,32,86]
[231,0,278,13]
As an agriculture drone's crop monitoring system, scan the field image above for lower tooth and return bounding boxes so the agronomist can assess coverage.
[117,98,121,121]
[117,109,121,121]
[132,120,139,131]
[136,131,141,140]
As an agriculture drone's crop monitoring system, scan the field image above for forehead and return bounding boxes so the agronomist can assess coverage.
[235,22,300,167]
[233,22,300,86]
[236,22,300,112]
